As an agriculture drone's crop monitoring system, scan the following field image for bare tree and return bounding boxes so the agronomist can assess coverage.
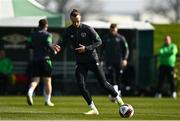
[36,0,103,21]
[146,0,180,23]
[56,0,103,21]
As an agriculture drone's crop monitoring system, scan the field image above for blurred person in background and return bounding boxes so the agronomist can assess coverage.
[102,23,129,97]
[155,35,178,99]
[0,49,13,95]
[26,19,60,106]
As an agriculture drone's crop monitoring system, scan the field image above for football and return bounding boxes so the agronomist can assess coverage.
[119,104,134,118]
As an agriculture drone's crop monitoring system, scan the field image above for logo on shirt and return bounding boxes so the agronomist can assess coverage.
[81,32,87,37]
[70,34,74,38]
[116,38,120,42]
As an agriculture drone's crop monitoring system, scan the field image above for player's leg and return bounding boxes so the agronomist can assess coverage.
[27,77,40,105]
[106,63,119,102]
[27,60,40,105]
[167,66,176,99]
[43,77,54,106]
[90,61,124,106]
[75,63,99,115]
[107,63,118,92]
[106,63,114,84]
[0,73,8,95]
[42,59,54,106]
[155,66,165,98]
[115,63,122,93]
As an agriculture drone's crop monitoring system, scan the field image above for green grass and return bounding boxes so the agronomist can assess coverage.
[0,96,180,120]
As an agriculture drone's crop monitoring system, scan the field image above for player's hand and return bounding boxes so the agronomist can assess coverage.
[75,44,85,53]
[52,44,61,54]
[121,60,128,68]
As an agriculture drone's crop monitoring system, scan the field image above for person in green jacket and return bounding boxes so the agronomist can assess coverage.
[155,35,178,99]
[0,49,13,95]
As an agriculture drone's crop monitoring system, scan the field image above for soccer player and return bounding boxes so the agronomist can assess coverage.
[58,9,125,115]
[155,35,178,99]
[26,19,60,106]
[102,23,129,95]
[0,49,13,95]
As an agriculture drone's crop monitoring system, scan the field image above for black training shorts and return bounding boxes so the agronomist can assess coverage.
[31,59,52,77]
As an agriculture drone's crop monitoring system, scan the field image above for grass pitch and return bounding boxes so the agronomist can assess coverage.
[0,96,180,120]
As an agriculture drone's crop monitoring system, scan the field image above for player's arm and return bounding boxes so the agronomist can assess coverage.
[159,44,177,57]
[159,45,166,57]
[57,29,69,50]
[99,36,106,61]
[85,26,102,51]
[165,44,178,56]
[171,44,178,55]
[121,36,129,60]
[46,34,60,55]
[26,36,32,49]
[75,27,102,53]
[121,36,129,67]
[6,59,13,74]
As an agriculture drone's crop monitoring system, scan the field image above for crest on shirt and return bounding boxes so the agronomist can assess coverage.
[70,34,74,38]
[81,32,87,37]
[116,38,120,42]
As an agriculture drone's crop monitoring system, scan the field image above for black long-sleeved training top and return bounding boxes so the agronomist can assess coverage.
[102,33,129,63]
[60,24,102,63]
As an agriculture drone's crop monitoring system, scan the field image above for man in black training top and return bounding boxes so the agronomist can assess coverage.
[102,23,129,97]
[27,19,60,106]
[58,9,125,115]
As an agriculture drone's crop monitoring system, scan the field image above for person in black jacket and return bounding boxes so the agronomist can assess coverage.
[59,9,125,115]
[102,23,129,96]
[26,19,60,106]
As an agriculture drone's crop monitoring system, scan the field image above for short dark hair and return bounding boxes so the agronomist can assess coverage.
[70,9,80,17]
[110,23,117,29]
[39,19,48,28]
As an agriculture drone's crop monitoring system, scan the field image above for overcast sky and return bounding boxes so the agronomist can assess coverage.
[102,0,149,13]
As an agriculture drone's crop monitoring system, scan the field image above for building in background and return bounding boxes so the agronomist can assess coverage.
[0,0,65,27]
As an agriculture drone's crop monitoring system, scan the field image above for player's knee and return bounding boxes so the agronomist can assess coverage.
[77,81,85,89]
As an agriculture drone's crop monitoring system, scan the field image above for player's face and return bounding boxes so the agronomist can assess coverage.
[45,24,48,31]
[71,15,81,28]
[110,27,118,35]
[165,36,171,45]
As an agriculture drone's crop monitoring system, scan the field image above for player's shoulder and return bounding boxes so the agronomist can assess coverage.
[104,33,111,39]
[117,34,126,40]
[64,25,73,35]
[66,25,75,32]
[33,29,51,36]
[117,33,124,38]
[43,31,51,36]
[81,24,94,30]
[171,43,177,46]
[41,31,52,38]
[81,23,90,28]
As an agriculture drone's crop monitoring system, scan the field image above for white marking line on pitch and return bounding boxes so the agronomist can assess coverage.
[1,120,180,121]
